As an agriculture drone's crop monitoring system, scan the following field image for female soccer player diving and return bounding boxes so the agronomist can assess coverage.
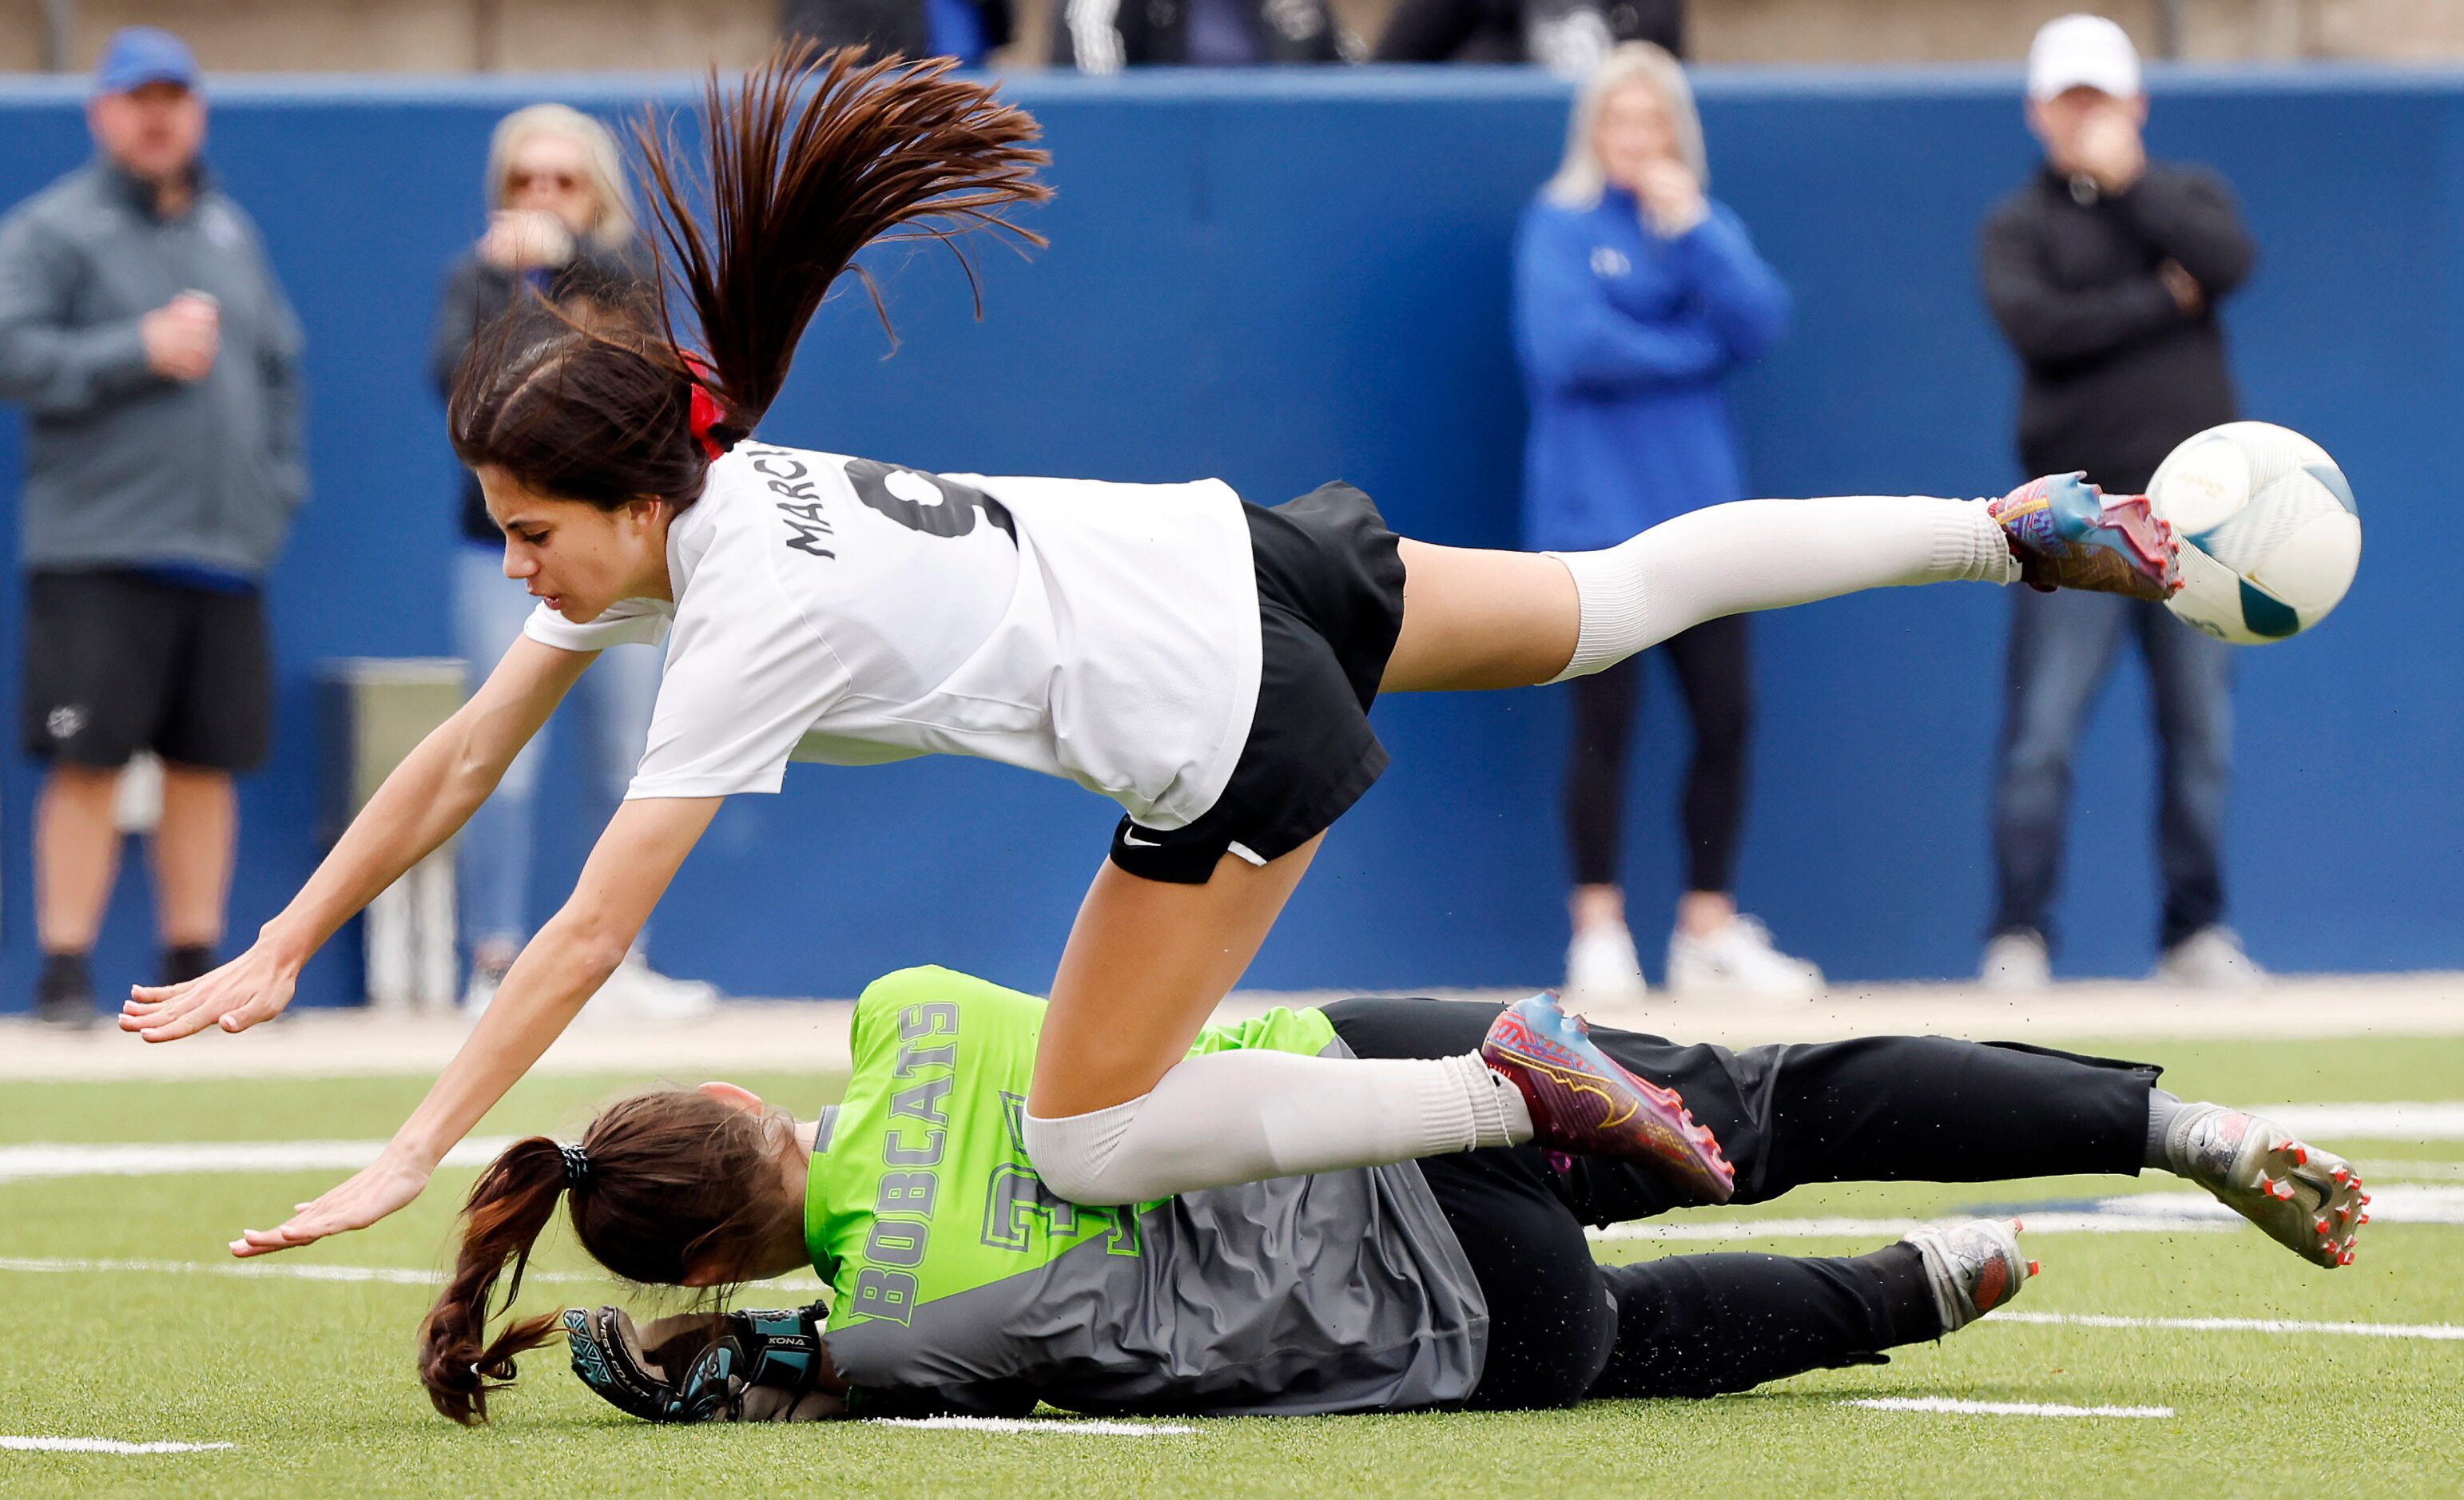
[125,46,2194,1256]
[418,970,2364,1424]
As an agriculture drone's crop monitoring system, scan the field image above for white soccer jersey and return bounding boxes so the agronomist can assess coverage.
[521,444,1263,829]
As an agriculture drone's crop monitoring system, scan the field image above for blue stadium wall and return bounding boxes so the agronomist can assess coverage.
[1,65,2456,1010]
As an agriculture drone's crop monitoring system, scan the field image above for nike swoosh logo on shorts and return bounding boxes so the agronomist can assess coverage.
[1122,829,1162,847]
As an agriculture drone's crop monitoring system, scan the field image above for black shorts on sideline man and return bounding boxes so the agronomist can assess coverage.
[21,569,272,772]
[1107,481,1407,884]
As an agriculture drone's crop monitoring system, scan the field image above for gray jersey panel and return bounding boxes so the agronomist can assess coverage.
[827,1042,1488,1416]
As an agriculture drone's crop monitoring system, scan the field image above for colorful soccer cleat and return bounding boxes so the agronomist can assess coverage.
[1480,993,1735,1203]
[1989,471,2182,601]
[1902,1217,2039,1333]
[2165,1105,2365,1268]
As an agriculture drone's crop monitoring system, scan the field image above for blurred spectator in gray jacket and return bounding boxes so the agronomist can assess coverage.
[1377,0,1679,75]
[0,27,305,1026]
[428,104,716,1022]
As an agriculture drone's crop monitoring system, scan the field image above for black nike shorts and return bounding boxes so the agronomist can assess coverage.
[1107,481,1406,885]
[20,569,272,772]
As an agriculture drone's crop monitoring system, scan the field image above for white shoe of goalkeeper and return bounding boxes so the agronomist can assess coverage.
[1666,915,1823,999]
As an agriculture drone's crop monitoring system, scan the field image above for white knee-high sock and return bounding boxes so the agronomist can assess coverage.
[1021,1049,1534,1207]
[1548,495,2019,682]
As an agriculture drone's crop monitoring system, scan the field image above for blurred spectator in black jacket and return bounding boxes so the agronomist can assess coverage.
[781,0,1013,65]
[1977,14,2261,992]
[1057,0,1348,69]
[1377,0,1679,74]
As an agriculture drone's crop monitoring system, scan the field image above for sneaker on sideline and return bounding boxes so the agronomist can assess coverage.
[2154,926,2267,989]
[1564,923,1647,1003]
[34,952,97,1030]
[461,956,512,1018]
[1665,915,1822,999]
[1979,930,2051,992]
[589,954,721,1022]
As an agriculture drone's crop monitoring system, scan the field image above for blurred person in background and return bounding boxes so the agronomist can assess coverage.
[1978,14,2259,991]
[430,105,715,1020]
[1055,0,1347,70]
[1512,43,1813,1002]
[781,0,1012,67]
[1377,0,1678,77]
[0,28,304,1028]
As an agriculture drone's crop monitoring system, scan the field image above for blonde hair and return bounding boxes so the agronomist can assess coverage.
[483,102,639,251]
[1541,42,1709,210]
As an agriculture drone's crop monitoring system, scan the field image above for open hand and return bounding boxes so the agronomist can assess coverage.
[121,938,300,1041]
[232,1153,431,1258]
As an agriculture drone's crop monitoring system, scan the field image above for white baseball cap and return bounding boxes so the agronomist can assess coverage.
[2027,14,2142,102]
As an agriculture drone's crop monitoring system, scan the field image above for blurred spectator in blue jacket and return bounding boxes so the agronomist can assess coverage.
[428,105,715,1022]
[1513,42,1814,1002]
[1377,0,1679,77]
[1056,0,1348,69]
[0,28,304,1026]
[781,0,1012,66]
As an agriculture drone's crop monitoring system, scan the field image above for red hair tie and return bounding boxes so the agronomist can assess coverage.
[682,355,730,462]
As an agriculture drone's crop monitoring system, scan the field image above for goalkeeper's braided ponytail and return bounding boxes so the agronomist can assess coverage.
[417,1137,570,1425]
[416,1089,802,1424]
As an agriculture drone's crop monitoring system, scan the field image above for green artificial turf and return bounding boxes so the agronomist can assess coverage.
[3,1035,2458,1498]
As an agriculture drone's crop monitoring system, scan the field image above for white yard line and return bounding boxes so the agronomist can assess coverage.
[1842,1397,2172,1419]
[1989,1311,2464,1340]
[0,1138,517,1182]
[2263,1103,2464,1141]
[0,1254,830,1292]
[0,1255,595,1287]
[870,1417,1194,1435]
[1591,1185,2464,1242]
[0,1436,232,1454]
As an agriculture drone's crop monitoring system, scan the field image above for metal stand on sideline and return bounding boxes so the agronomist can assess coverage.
[319,658,467,1015]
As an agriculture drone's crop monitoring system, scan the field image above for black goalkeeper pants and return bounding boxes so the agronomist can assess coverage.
[1321,999,2160,1411]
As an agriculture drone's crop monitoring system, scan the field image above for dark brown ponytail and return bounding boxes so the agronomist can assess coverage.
[415,1090,803,1424]
[448,43,1051,512]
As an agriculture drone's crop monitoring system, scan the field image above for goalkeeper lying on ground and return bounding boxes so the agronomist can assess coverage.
[417,970,2367,1423]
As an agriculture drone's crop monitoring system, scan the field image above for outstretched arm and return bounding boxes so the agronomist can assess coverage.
[232,792,723,1257]
[121,634,594,1042]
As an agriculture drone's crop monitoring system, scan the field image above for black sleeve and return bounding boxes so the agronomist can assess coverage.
[1978,199,2180,366]
[1620,0,1684,54]
[555,236,657,308]
[427,255,506,399]
[2118,164,2255,300]
[978,0,1015,51]
[1373,0,1481,61]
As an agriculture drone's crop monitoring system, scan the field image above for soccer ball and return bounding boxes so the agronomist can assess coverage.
[2143,421,2361,644]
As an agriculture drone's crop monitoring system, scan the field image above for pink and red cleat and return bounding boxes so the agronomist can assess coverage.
[1989,471,2183,602]
[1480,993,1736,1203]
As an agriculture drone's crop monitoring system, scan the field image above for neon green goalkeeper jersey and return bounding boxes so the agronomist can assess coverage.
[804,966,1487,1417]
